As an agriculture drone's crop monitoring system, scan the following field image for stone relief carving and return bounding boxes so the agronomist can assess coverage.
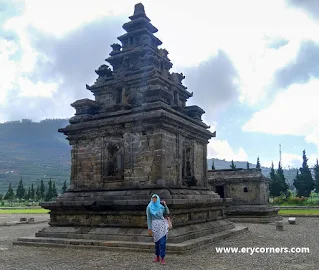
[171,72,185,84]
[93,64,113,86]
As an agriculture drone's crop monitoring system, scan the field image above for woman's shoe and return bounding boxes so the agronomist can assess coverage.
[160,258,166,265]
[153,256,160,262]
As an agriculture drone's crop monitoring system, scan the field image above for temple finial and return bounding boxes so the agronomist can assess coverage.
[134,3,145,16]
[129,3,149,21]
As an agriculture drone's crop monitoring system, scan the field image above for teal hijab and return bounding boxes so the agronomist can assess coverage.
[148,194,164,215]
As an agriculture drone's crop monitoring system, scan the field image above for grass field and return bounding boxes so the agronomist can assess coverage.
[0,208,49,214]
[279,209,319,216]
[1,208,319,215]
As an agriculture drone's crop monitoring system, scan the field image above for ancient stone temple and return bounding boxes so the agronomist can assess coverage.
[208,168,281,223]
[16,3,246,253]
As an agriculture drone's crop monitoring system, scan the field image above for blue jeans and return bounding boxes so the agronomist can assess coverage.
[155,235,167,258]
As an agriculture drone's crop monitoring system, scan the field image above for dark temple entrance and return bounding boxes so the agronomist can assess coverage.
[215,185,225,198]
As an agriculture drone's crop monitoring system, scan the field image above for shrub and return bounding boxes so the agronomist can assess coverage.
[287,196,307,205]
[273,196,285,205]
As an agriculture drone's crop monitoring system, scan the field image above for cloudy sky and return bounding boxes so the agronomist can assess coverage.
[1,0,319,168]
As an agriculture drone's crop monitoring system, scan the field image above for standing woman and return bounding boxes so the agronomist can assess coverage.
[146,194,170,265]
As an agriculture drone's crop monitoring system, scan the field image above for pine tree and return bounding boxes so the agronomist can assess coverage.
[16,177,25,200]
[40,179,46,200]
[276,161,288,195]
[4,183,15,202]
[30,184,35,200]
[276,161,287,184]
[314,159,319,194]
[211,160,215,170]
[61,181,68,194]
[45,179,53,201]
[256,156,261,169]
[270,162,275,180]
[230,160,236,169]
[24,187,31,200]
[246,161,250,169]
[52,182,58,198]
[36,184,41,201]
[293,150,314,197]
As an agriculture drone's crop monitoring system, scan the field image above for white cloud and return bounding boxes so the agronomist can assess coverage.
[17,78,60,97]
[11,0,317,107]
[1,0,319,126]
[207,124,248,161]
[0,39,19,104]
[207,139,248,162]
[242,78,319,140]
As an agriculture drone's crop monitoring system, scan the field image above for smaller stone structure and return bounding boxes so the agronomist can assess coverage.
[208,168,281,223]
[275,220,284,231]
[288,217,296,224]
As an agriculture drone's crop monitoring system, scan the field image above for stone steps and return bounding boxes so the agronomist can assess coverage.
[14,225,248,254]
[34,222,235,244]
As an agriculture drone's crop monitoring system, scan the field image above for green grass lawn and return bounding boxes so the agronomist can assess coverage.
[279,209,319,216]
[0,208,49,214]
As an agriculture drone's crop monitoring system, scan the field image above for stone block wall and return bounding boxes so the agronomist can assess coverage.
[68,121,209,191]
[227,182,261,204]
[207,169,270,205]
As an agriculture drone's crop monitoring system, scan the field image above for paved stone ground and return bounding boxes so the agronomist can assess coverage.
[0,214,49,224]
[0,217,318,270]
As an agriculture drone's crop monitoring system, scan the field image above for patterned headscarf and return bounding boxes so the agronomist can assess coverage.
[148,194,164,215]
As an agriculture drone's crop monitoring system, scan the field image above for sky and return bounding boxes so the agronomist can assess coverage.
[1,0,319,168]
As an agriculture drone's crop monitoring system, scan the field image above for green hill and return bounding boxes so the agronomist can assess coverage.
[0,119,71,194]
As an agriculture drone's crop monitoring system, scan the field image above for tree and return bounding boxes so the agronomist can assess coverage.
[36,184,41,201]
[45,179,53,201]
[269,161,288,197]
[270,162,275,180]
[314,159,319,194]
[4,183,15,202]
[211,160,215,170]
[52,182,58,198]
[0,194,3,201]
[293,150,314,197]
[24,187,31,200]
[256,156,261,169]
[40,179,46,200]
[246,161,250,169]
[276,161,288,185]
[230,160,236,169]
[16,177,25,200]
[30,184,35,200]
[61,181,68,194]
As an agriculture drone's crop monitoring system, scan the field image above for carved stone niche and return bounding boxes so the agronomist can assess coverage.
[182,140,195,186]
[102,141,124,181]
[144,84,172,105]
[99,92,115,107]
[139,34,152,47]
[123,57,131,69]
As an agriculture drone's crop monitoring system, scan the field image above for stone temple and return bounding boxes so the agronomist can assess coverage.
[208,168,281,223]
[16,3,247,253]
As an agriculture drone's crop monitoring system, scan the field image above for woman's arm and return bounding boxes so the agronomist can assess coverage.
[146,206,152,229]
[165,204,169,215]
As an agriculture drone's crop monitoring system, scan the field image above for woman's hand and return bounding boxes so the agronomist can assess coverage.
[148,229,152,236]
[162,200,166,206]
